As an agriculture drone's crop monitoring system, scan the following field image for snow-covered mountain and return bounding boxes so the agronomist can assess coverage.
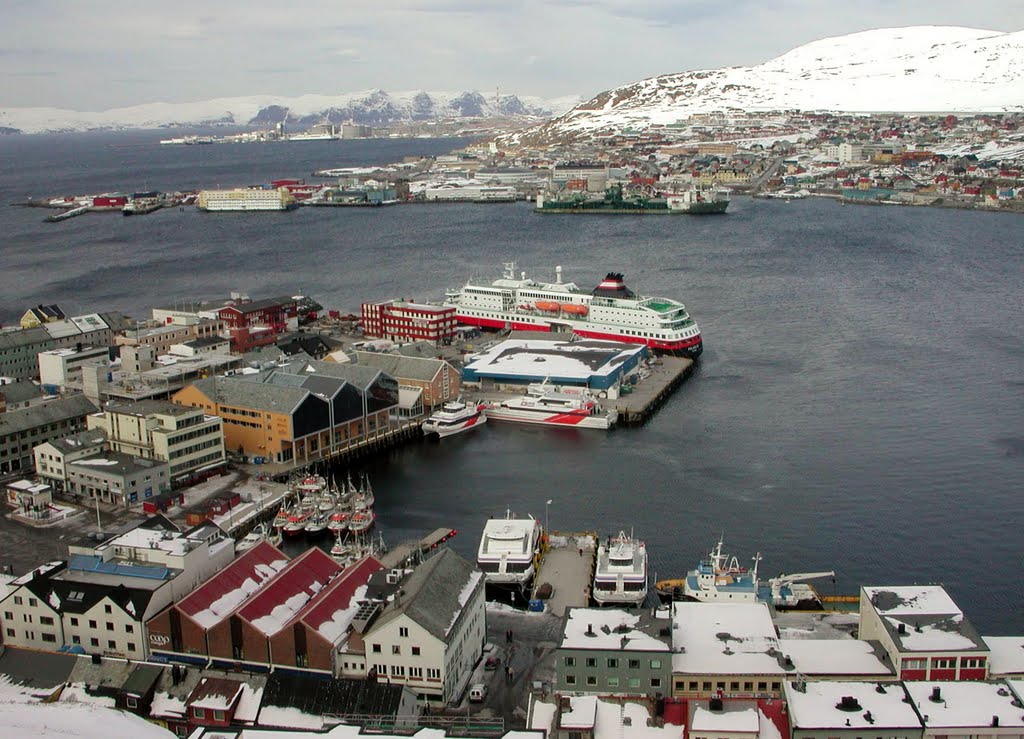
[0,90,583,135]
[507,26,1024,146]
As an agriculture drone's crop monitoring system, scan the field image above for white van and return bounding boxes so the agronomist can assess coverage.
[469,683,488,703]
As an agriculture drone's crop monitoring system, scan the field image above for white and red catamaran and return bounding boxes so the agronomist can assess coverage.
[484,382,617,429]
[444,263,702,357]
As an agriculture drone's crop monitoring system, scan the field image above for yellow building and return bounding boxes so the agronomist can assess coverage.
[20,304,65,329]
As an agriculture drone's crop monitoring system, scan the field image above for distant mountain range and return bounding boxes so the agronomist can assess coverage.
[505,26,1024,146]
[0,90,583,135]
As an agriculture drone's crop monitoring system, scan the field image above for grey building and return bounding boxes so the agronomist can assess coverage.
[0,327,54,380]
[67,451,171,507]
[554,607,672,697]
[0,394,97,476]
[0,312,131,381]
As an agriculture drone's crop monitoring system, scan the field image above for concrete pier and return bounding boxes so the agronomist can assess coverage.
[532,532,597,617]
[610,356,693,425]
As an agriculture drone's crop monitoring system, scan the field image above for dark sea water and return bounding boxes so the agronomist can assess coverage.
[1,131,1022,633]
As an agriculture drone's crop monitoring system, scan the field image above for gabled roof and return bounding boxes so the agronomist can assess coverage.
[237,548,342,637]
[290,359,383,390]
[187,676,244,711]
[353,351,445,382]
[175,541,289,630]
[0,395,96,437]
[48,578,156,620]
[190,376,309,415]
[259,672,404,727]
[300,556,384,644]
[221,299,282,314]
[371,549,483,642]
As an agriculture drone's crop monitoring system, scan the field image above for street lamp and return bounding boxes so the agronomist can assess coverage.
[545,499,552,535]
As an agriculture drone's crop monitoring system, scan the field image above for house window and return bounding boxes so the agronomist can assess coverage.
[399,627,409,637]
[106,622,114,631]
[3,611,12,620]
[70,617,78,626]
[213,710,225,722]
[744,682,754,691]
[40,616,54,626]
[607,658,618,668]
[89,620,97,629]
[564,656,576,667]
[28,598,37,607]
[628,678,640,689]
[125,624,134,634]
[372,644,381,653]
[72,635,81,644]
[412,646,420,656]
[771,682,781,691]
[108,640,116,649]
[607,677,619,687]
[426,668,440,679]
[586,657,597,667]
[193,708,205,719]
[586,676,597,686]
[90,638,99,647]
[651,678,662,689]
[127,643,136,652]
[702,682,712,691]
[689,682,699,691]
[902,658,926,670]
[104,605,112,614]
[13,597,21,605]
[410,667,422,678]
[628,659,640,669]
[391,665,405,677]
[649,659,662,669]
[731,682,740,691]
[566,675,576,685]
[42,633,56,643]
[392,645,401,655]
[126,697,138,709]
[933,658,955,669]
[757,682,767,691]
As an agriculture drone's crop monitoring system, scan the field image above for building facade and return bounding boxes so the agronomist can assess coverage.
[361,301,458,346]
[38,345,111,390]
[66,452,171,507]
[0,394,97,476]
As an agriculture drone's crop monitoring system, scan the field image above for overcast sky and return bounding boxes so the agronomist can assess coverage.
[2,0,1019,110]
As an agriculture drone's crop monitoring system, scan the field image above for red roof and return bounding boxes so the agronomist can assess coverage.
[176,541,289,629]
[237,548,342,636]
[299,556,384,638]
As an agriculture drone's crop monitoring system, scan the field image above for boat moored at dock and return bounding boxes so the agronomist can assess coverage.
[592,531,648,607]
[421,399,487,438]
[484,382,617,429]
[477,511,544,594]
[445,264,702,357]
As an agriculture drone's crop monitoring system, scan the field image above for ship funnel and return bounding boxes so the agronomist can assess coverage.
[556,265,563,284]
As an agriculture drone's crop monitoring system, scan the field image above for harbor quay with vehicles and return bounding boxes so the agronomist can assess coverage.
[535,182,730,214]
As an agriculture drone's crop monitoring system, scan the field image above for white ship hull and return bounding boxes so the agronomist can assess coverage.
[485,405,616,429]
[422,403,487,438]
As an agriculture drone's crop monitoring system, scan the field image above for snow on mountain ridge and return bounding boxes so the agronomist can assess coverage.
[0,89,583,135]
[506,26,1024,146]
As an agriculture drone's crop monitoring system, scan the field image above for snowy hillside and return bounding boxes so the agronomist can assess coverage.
[508,27,1024,145]
[0,90,583,135]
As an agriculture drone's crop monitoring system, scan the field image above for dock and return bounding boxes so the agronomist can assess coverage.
[610,356,693,425]
[532,532,597,617]
[381,527,459,570]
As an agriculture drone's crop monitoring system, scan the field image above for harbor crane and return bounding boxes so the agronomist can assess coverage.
[767,570,836,607]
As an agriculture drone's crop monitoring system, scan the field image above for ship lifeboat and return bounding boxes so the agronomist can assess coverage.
[561,304,589,316]
[535,300,562,312]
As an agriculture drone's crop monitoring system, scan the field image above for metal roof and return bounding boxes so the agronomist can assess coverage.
[0,394,96,437]
[353,351,444,382]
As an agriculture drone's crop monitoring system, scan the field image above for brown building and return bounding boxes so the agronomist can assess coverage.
[173,358,398,465]
[352,351,460,410]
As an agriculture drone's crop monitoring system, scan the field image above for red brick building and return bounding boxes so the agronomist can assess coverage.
[361,300,457,346]
[218,299,288,352]
[146,541,289,662]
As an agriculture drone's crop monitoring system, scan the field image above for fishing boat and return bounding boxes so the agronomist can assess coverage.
[304,510,330,537]
[421,399,487,438]
[593,531,648,607]
[348,508,376,535]
[484,382,617,429]
[236,522,282,552]
[327,507,350,534]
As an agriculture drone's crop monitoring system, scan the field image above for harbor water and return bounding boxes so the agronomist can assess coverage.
[0,131,1021,633]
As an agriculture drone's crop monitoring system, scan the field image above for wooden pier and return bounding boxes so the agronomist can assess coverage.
[610,356,694,425]
[532,532,598,617]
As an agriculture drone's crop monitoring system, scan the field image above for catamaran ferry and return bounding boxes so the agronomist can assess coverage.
[444,264,702,357]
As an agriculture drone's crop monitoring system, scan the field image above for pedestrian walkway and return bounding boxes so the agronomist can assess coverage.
[533,532,597,617]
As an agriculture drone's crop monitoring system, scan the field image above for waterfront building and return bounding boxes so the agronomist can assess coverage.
[0,394,97,476]
[85,400,226,487]
[984,637,1024,678]
[20,304,66,329]
[196,187,297,212]
[462,339,647,397]
[174,358,398,465]
[361,300,457,346]
[785,680,923,739]
[775,637,895,681]
[359,548,485,704]
[0,516,234,659]
[858,586,990,680]
[38,345,111,391]
[670,602,791,699]
[116,319,226,358]
[66,451,171,507]
[217,298,290,353]
[352,351,460,410]
[553,607,672,697]
[0,311,130,381]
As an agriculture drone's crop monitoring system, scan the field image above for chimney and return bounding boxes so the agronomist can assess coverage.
[709,697,723,712]
[897,622,907,635]
[930,686,942,702]
[992,716,1000,727]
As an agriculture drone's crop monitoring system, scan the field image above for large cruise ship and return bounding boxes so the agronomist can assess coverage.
[444,264,702,357]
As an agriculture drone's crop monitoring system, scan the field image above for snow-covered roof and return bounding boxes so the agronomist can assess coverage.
[300,557,383,644]
[463,339,644,382]
[691,703,760,733]
[777,639,893,676]
[864,586,986,653]
[0,702,176,739]
[785,681,921,729]
[672,602,788,675]
[561,695,598,729]
[985,636,1024,676]
[188,677,244,711]
[903,681,1024,728]
[238,548,341,637]
[560,607,671,652]
[863,586,961,616]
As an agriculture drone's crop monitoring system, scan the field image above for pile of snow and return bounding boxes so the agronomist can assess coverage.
[507,27,1024,144]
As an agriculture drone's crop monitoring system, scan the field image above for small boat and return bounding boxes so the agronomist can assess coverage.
[327,508,350,533]
[535,300,562,312]
[477,511,543,593]
[422,399,487,439]
[561,303,588,315]
[593,530,648,607]
[348,509,376,535]
[236,523,282,552]
[330,533,354,562]
[282,507,312,537]
[304,511,330,537]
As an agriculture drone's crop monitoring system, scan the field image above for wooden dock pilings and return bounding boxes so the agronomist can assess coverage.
[610,356,694,426]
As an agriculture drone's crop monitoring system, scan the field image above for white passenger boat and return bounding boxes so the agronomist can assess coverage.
[593,531,648,607]
[484,383,617,429]
[236,522,282,553]
[477,511,544,592]
[421,399,487,438]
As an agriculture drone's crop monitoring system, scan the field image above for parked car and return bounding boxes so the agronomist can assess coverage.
[469,683,488,703]
[484,654,500,670]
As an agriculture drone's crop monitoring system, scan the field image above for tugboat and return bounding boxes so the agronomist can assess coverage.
[593,531,648,607]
